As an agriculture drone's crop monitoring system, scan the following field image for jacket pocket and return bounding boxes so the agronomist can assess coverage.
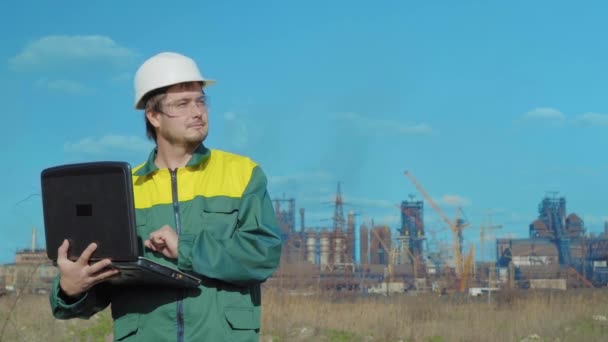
[201,202,240,240]
[224,307,259,330]
[113,313,139,341]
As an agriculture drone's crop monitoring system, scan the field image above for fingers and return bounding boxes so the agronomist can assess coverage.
[144,239,160,251]
[149,232,165,244]
[87,258,113,275]
[151,235,163,244]
[77,243,98,265]
[90,267,120,285]
[146,226,177,256]
[57,239,69,261]
[146,233,166,248]
[149,225,174,242]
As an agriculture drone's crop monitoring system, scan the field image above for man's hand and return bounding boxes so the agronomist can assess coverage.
[57,239,119,298]
[144,225,178,259]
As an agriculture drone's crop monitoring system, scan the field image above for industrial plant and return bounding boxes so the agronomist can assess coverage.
[2,171,608,295]
[268,172,608,294]
[0,228,58,295]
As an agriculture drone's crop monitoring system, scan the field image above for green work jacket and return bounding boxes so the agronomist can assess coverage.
[49,145,282,341]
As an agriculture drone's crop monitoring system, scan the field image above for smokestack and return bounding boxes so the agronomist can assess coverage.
[320,230,330,268]
[360,224,369,265]
[346,211,355,263]
[300,208,305,233]
[306,229,316,264]
[31,226,37,252]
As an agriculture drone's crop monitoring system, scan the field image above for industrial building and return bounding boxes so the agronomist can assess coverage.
[0,228,58,294]
[4,185,608,295]
[496,194,608,288]
[270,181,437,292]
[271,185,608,293]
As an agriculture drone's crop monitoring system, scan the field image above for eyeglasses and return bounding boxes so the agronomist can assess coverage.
[158,95,208,117]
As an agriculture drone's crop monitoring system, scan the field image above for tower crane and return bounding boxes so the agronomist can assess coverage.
[460,244,475,291]
[479,210,503,262]
[404,170,469,278]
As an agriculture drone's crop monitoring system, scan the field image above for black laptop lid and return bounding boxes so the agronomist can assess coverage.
[41,162,139,262]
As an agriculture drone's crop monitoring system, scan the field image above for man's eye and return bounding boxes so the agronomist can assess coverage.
[176,102,188,108]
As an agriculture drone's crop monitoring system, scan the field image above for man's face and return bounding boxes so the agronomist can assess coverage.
[150,82,208,147]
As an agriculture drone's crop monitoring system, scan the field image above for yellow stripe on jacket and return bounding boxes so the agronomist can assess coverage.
[131,149,257,209]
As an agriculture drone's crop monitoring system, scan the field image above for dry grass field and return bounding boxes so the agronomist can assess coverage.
[1,287,608,341]
[261,288,608,341]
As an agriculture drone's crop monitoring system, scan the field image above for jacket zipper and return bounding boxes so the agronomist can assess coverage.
[170,169,185,342]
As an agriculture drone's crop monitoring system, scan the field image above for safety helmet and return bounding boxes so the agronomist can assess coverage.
[133,52,215,109]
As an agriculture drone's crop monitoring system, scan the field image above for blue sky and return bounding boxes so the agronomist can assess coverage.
[2,0,608,264]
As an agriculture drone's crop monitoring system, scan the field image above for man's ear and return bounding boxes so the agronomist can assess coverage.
[146,110,161,129]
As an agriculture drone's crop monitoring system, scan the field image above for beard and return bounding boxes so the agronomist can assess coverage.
[160,125,207,150]
[183,135,205,151]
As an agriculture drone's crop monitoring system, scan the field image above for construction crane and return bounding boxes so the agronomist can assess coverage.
[460,244,475,291]
[479,211,503,262]
[396,235,421,280]
[370,227,400,289]
[404,170,469,278]
[425,227,450,268]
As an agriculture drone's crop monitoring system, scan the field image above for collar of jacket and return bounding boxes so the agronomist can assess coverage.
[133,144,211,177]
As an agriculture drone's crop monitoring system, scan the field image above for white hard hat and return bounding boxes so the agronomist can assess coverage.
[133,52,215,109]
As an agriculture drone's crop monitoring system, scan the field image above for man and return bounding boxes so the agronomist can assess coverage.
[49,52,283,341]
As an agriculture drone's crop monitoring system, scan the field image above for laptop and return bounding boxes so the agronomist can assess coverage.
[41,161,201,289]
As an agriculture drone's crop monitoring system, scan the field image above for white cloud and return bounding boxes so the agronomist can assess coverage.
[64,134,153,154]
[334,112,436,136]
[35,78,89,94]
[223,111,249,148]
[9,35,137,71]
[521,107,565,122]
[576,112,608,126]
[439,194,471,207]
[519,108,608,129]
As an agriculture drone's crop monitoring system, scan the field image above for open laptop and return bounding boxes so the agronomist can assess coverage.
[41,161,201,289]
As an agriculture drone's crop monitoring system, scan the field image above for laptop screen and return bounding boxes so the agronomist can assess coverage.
[41,162,140,262]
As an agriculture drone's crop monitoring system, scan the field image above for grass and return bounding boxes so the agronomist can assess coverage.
[0,292,111,342]
[1,288,608,341]
[260,288,608,341]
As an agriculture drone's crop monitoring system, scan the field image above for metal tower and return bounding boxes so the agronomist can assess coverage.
[333,182,346,232]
